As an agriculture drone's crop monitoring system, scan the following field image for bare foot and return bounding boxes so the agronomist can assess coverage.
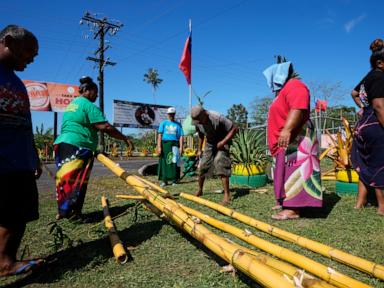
[195,191,203,197]
[354,201,367,209]
[271,205,282,211]
[378,209,384,216]
[272,209,300,220]
[219,200,230,206]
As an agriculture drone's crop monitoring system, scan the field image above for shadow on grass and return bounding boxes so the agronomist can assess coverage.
[231,188,251,200]
[300,192,341,218]
[80,203,137,224]
[3,220,165,288]
[171,225,262,288]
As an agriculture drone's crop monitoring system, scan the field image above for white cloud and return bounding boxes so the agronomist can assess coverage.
[344,14,366,33]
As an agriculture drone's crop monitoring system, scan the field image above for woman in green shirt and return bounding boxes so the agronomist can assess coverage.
[54,76,132,221]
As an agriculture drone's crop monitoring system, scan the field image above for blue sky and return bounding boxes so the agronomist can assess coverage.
[1,0,382,133]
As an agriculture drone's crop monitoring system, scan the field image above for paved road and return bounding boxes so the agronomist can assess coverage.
[37,159,156,193]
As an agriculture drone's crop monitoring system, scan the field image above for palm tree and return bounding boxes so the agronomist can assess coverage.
[34,123,54,160]
[143,68,163,104]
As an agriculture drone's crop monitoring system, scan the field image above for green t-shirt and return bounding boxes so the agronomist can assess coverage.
[54,96,107,151]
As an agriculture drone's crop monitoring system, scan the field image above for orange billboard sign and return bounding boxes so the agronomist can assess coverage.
[23,80,80,112]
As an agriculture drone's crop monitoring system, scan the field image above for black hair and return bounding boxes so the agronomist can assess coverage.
[0,25,37,44]
[370,39,384,68]
[79,76,97,93]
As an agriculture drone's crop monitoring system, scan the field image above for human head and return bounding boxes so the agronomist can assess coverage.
[191,105,208,125]
[370,39,384,70]
[0,25,38,71]
[167,107,176,120]
[79,76,98,102]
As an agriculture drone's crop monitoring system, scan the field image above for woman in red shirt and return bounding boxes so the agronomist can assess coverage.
[264,61,323,220]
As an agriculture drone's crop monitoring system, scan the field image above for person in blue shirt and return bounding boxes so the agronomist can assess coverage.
[157,107,184,186]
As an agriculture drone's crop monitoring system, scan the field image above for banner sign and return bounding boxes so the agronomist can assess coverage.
[113,100,170,129]
[23,80,79,112]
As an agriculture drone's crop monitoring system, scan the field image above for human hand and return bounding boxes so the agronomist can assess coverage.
[179,147,183,156]
[278,128,291,148]
[217,141,225,150]
[196,150,202,158]
[157,146,162,155]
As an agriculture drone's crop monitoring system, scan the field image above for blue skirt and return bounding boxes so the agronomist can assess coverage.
[351,106,384,188]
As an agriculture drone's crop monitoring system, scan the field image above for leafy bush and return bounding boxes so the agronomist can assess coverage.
[230,129,268,171]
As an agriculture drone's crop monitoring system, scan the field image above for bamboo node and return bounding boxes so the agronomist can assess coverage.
[191,216,201,224]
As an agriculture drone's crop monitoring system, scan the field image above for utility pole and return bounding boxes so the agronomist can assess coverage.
[80,12,123,152]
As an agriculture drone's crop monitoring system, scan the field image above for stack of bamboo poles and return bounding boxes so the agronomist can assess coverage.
[179,193,384,281]
[96,154,378,288]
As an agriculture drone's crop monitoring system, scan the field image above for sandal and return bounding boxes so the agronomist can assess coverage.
[271,212,300,220]
[271,205,282,211]
[9,259,45,276]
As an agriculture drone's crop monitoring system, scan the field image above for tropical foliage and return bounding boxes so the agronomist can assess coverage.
[230,129,268,172]
[143,68,163,103]
[34,124,54,160]
[320,118,357,182]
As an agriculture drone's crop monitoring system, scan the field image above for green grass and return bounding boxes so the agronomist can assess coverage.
[1,170,384,288]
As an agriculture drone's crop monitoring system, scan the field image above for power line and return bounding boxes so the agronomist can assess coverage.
[80,11,123,152]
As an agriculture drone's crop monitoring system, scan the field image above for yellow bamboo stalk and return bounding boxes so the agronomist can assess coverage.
[131,175,169,194]
[96,154,295,288]
[116,195,145,200]
[181,193,384,283]
[101,196,128,264]
[176,202,336,288]
[177,201,368,288]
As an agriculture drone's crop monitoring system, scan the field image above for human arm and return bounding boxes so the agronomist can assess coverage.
[179,136,184,155]
[197,132,204,158]
[351,89,365,109]
[278,109,305,148]
[93,122,133,149]
[217,125,238,150]
[372,98,384,127]
[157,133,162,154]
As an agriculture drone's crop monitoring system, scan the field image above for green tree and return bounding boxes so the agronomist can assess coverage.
[143,68,163,104]
[34,124,54,160]
[250,97,273,125]
[226,104,248,128]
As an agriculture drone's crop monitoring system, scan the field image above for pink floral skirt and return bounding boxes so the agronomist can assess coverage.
[273,121,323,208]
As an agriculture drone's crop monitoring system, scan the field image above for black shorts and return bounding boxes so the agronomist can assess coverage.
[0,171,39,226]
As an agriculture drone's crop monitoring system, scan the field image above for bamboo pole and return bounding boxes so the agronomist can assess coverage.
[101,196,128,264]
[180,193,384,281]
[131,175,169,195]
[176,202,336,288]
[96,154,295,288]
[116,195,145,200]
[177,202,369,288]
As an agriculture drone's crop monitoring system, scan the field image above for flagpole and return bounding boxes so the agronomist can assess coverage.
[188,18,192,112]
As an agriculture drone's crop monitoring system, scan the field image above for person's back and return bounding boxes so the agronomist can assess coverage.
[195,110,233,145]
[54,96,103,151]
